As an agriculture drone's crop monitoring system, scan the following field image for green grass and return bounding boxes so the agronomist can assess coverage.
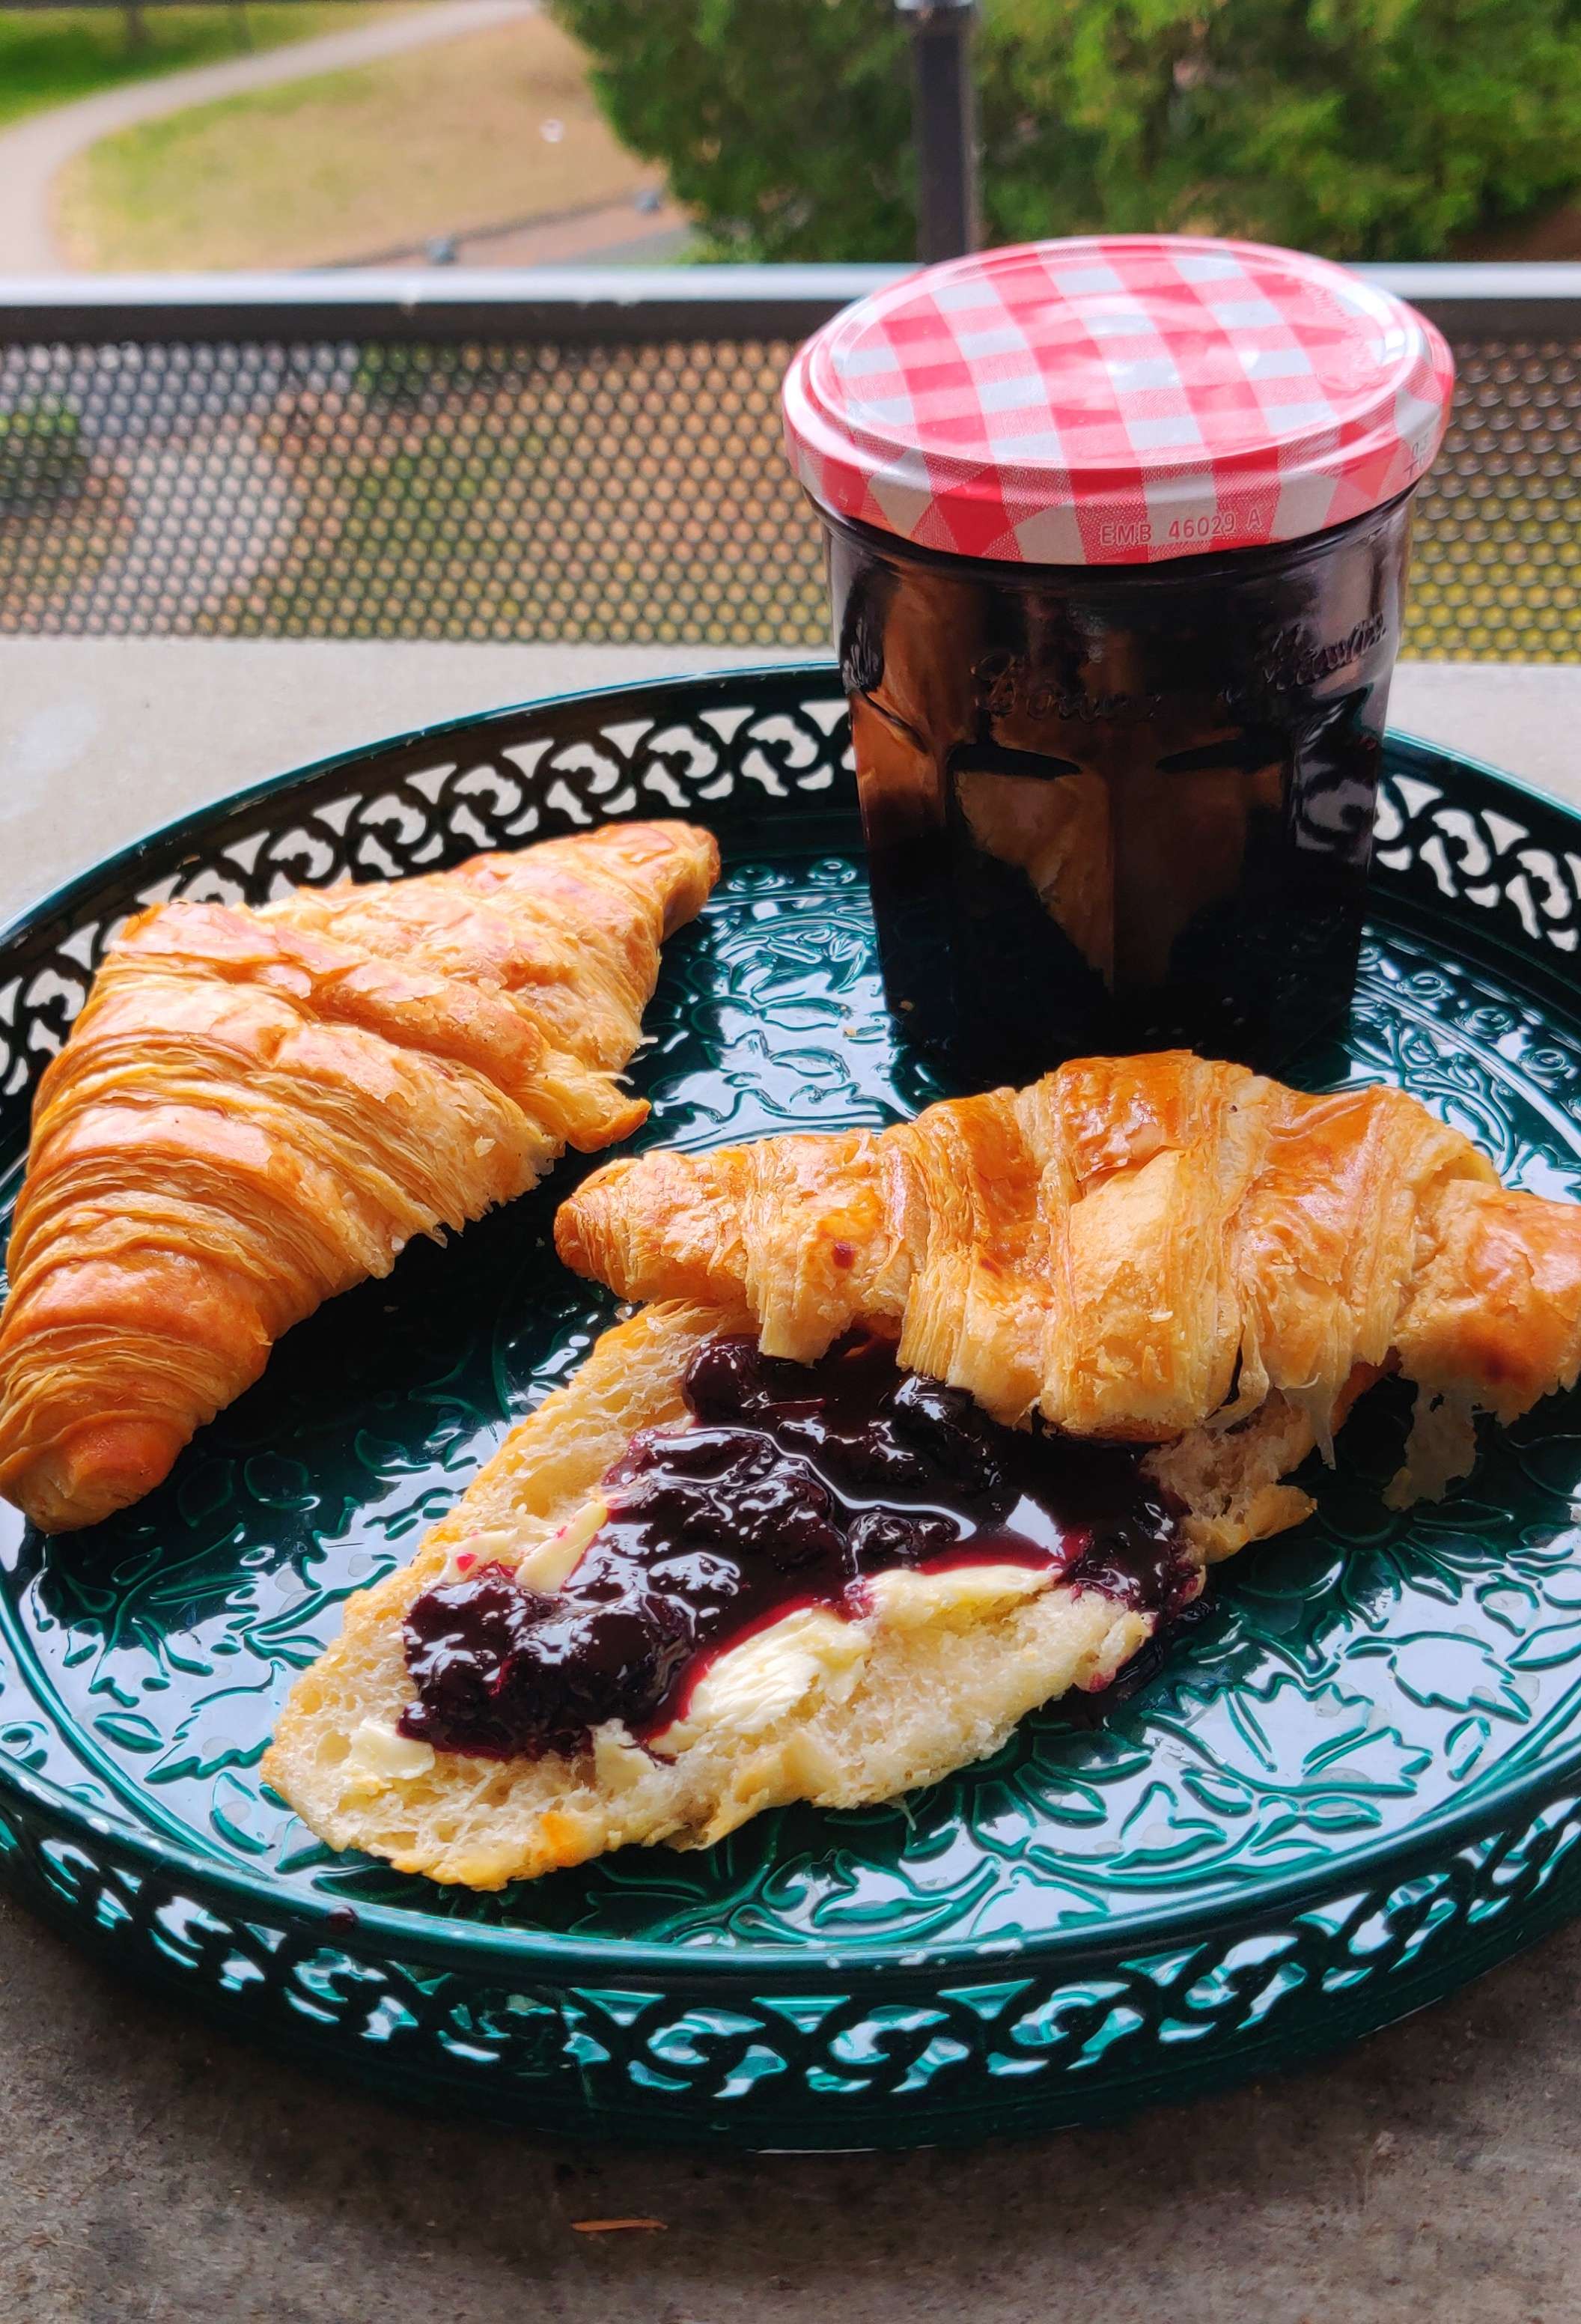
[0,397,87,509]
[59,11,648,270]
[0,4,396,133]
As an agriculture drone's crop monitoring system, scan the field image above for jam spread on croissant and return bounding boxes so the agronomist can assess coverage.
[400,1333,1192,1760]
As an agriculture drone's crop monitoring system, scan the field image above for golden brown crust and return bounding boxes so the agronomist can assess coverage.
[0,821,719,1533]
[557,1050,1581,1499]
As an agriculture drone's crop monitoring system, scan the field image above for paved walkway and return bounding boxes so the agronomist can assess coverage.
[350,192,696,269]
[446,195,694,267]
[0,0,536,273]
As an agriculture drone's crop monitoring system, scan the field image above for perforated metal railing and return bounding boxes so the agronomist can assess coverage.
[1,265,1578,658]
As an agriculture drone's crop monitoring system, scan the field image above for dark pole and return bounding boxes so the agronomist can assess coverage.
[897,0,981,263]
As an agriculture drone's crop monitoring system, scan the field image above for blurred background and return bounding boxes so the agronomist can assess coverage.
[4,0,1577,273]
[1,0,1577,656]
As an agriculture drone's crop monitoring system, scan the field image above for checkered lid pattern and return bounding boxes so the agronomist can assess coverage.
[782,235,1454,567]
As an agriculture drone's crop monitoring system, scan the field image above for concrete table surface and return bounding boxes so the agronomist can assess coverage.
[1,639,1580,2324]
[2,641,1580,925]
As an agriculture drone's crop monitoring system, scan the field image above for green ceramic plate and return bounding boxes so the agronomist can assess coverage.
[2,666,1580,2149]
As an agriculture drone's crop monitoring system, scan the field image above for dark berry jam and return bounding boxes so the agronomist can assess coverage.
[400,1333,1194,1761]
[829,494,1414,1084]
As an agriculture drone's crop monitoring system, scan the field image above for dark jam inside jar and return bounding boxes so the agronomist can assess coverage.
[400,1333,1193,1762]
[830,493,1413,1086]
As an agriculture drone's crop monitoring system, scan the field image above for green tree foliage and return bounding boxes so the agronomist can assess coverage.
[552,0,1581,261]
[552,0,915,260]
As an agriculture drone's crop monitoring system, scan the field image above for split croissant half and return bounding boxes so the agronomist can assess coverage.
[0,820,719,1533]
[268,1298,1247,1889]
[267,1053,1581,1890]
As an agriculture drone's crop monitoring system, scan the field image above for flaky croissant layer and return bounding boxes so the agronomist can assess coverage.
[0,820,719,1533]
[556,1050,1581,1504]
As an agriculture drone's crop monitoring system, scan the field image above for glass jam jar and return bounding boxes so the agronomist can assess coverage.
[782,236,1455,1083]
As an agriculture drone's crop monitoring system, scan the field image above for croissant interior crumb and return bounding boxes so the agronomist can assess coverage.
[264,1301,1330,1890]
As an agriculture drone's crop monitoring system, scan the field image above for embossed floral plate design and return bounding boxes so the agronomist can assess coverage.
[2,667,1581,2149]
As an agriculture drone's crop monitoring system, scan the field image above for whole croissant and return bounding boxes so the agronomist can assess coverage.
[0,820,719,1533]
[557,1050,1581,1507]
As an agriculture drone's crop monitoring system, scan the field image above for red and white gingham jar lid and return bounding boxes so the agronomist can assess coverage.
[782,234,1454,568]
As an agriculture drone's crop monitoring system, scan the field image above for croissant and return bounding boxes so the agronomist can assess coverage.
[266,1051,1581,1893]
[0,821,719,1533]
[265,1300,1338,1888]
[557,1050,1581,1506]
